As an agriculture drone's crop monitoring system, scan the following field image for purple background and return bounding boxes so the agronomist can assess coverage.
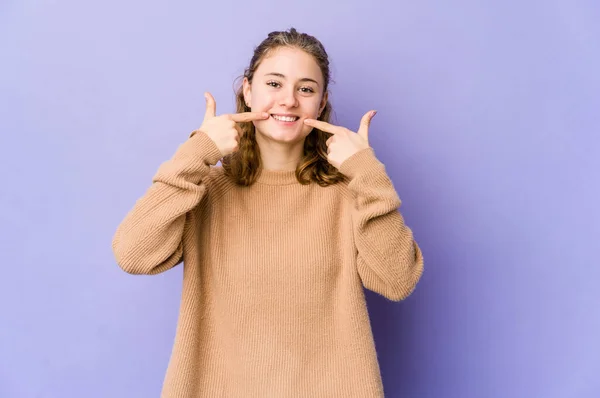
[1,1,599,397]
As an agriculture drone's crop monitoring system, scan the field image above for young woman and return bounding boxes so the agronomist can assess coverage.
[112,28,424,397]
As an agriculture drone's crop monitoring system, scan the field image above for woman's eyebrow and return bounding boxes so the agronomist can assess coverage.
[265,72,319,86]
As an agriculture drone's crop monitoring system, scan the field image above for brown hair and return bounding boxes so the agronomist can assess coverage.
[222,28,346,187]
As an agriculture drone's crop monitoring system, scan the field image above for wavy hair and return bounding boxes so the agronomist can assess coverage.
[222,28,345,187]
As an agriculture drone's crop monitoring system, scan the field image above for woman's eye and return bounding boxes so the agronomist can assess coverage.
[267,81,314,94]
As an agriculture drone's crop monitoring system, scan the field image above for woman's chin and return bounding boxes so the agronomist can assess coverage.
[258,128,308,144]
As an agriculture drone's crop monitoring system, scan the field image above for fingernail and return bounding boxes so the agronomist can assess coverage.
[371,110,377,118]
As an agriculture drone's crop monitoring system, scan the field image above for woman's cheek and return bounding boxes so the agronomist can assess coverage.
[255,93,275,112]
[303,123,316,135]
[252,119,268,130]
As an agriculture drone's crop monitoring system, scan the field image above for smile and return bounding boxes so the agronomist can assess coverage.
[271,114,299,122]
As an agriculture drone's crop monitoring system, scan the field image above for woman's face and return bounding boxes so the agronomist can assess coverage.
[243,46,327,144]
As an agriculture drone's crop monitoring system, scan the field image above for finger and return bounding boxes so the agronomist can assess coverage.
[304,118,344,135]
[204,92,217,121]
[229,112,270,123]
[357,110,376,141]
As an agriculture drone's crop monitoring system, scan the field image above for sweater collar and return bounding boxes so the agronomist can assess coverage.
[255,167,300,186]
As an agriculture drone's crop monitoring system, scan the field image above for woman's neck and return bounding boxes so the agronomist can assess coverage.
[256,134,306,171]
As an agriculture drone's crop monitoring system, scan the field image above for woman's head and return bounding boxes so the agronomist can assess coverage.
[243,46,326,144]
[222,28,345,186]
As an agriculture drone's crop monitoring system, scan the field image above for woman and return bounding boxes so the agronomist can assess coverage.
[112,28,424,397]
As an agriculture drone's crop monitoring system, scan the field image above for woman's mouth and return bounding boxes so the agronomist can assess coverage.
[271,114,300,123]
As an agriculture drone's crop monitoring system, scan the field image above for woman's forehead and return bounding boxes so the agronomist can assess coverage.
[256,47,323,83]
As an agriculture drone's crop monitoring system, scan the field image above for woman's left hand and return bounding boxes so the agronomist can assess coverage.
[304,110,377,169]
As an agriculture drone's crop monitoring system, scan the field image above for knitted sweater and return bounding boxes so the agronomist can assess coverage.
[112,129,424,397]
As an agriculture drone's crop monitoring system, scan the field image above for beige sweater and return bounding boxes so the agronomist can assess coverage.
[112,129,424,397]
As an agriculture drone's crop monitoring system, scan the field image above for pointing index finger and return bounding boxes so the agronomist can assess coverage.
[303,119,343,134]
[229,112,270,123]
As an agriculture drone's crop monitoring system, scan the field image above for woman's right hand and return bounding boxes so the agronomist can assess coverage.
[198,92,269,157]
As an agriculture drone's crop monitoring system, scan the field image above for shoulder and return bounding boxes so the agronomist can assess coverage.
[191,166,235,219]
[204,165,236,198]
[315,177,354,204]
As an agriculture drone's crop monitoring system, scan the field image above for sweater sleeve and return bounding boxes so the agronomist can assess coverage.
[112,130,223,275]
[339,147,424,301]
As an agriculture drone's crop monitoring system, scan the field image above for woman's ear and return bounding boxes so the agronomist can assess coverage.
[242,77,252,108]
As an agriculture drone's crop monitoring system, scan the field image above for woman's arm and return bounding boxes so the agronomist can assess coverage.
[112,130,222,275]
[339,148,424,301]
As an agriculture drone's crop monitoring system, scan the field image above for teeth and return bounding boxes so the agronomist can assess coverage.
[272,115,298,122]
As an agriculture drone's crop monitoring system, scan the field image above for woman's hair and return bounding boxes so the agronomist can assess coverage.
[222,28,346,187]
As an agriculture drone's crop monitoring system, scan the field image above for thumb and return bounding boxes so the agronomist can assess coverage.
[203,92,217,122]
[357,110,376,141]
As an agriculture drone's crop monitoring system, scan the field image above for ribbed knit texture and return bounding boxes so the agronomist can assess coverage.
[112,130,424,397]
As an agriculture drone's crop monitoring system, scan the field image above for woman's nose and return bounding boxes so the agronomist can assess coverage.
[278,89,298,108]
